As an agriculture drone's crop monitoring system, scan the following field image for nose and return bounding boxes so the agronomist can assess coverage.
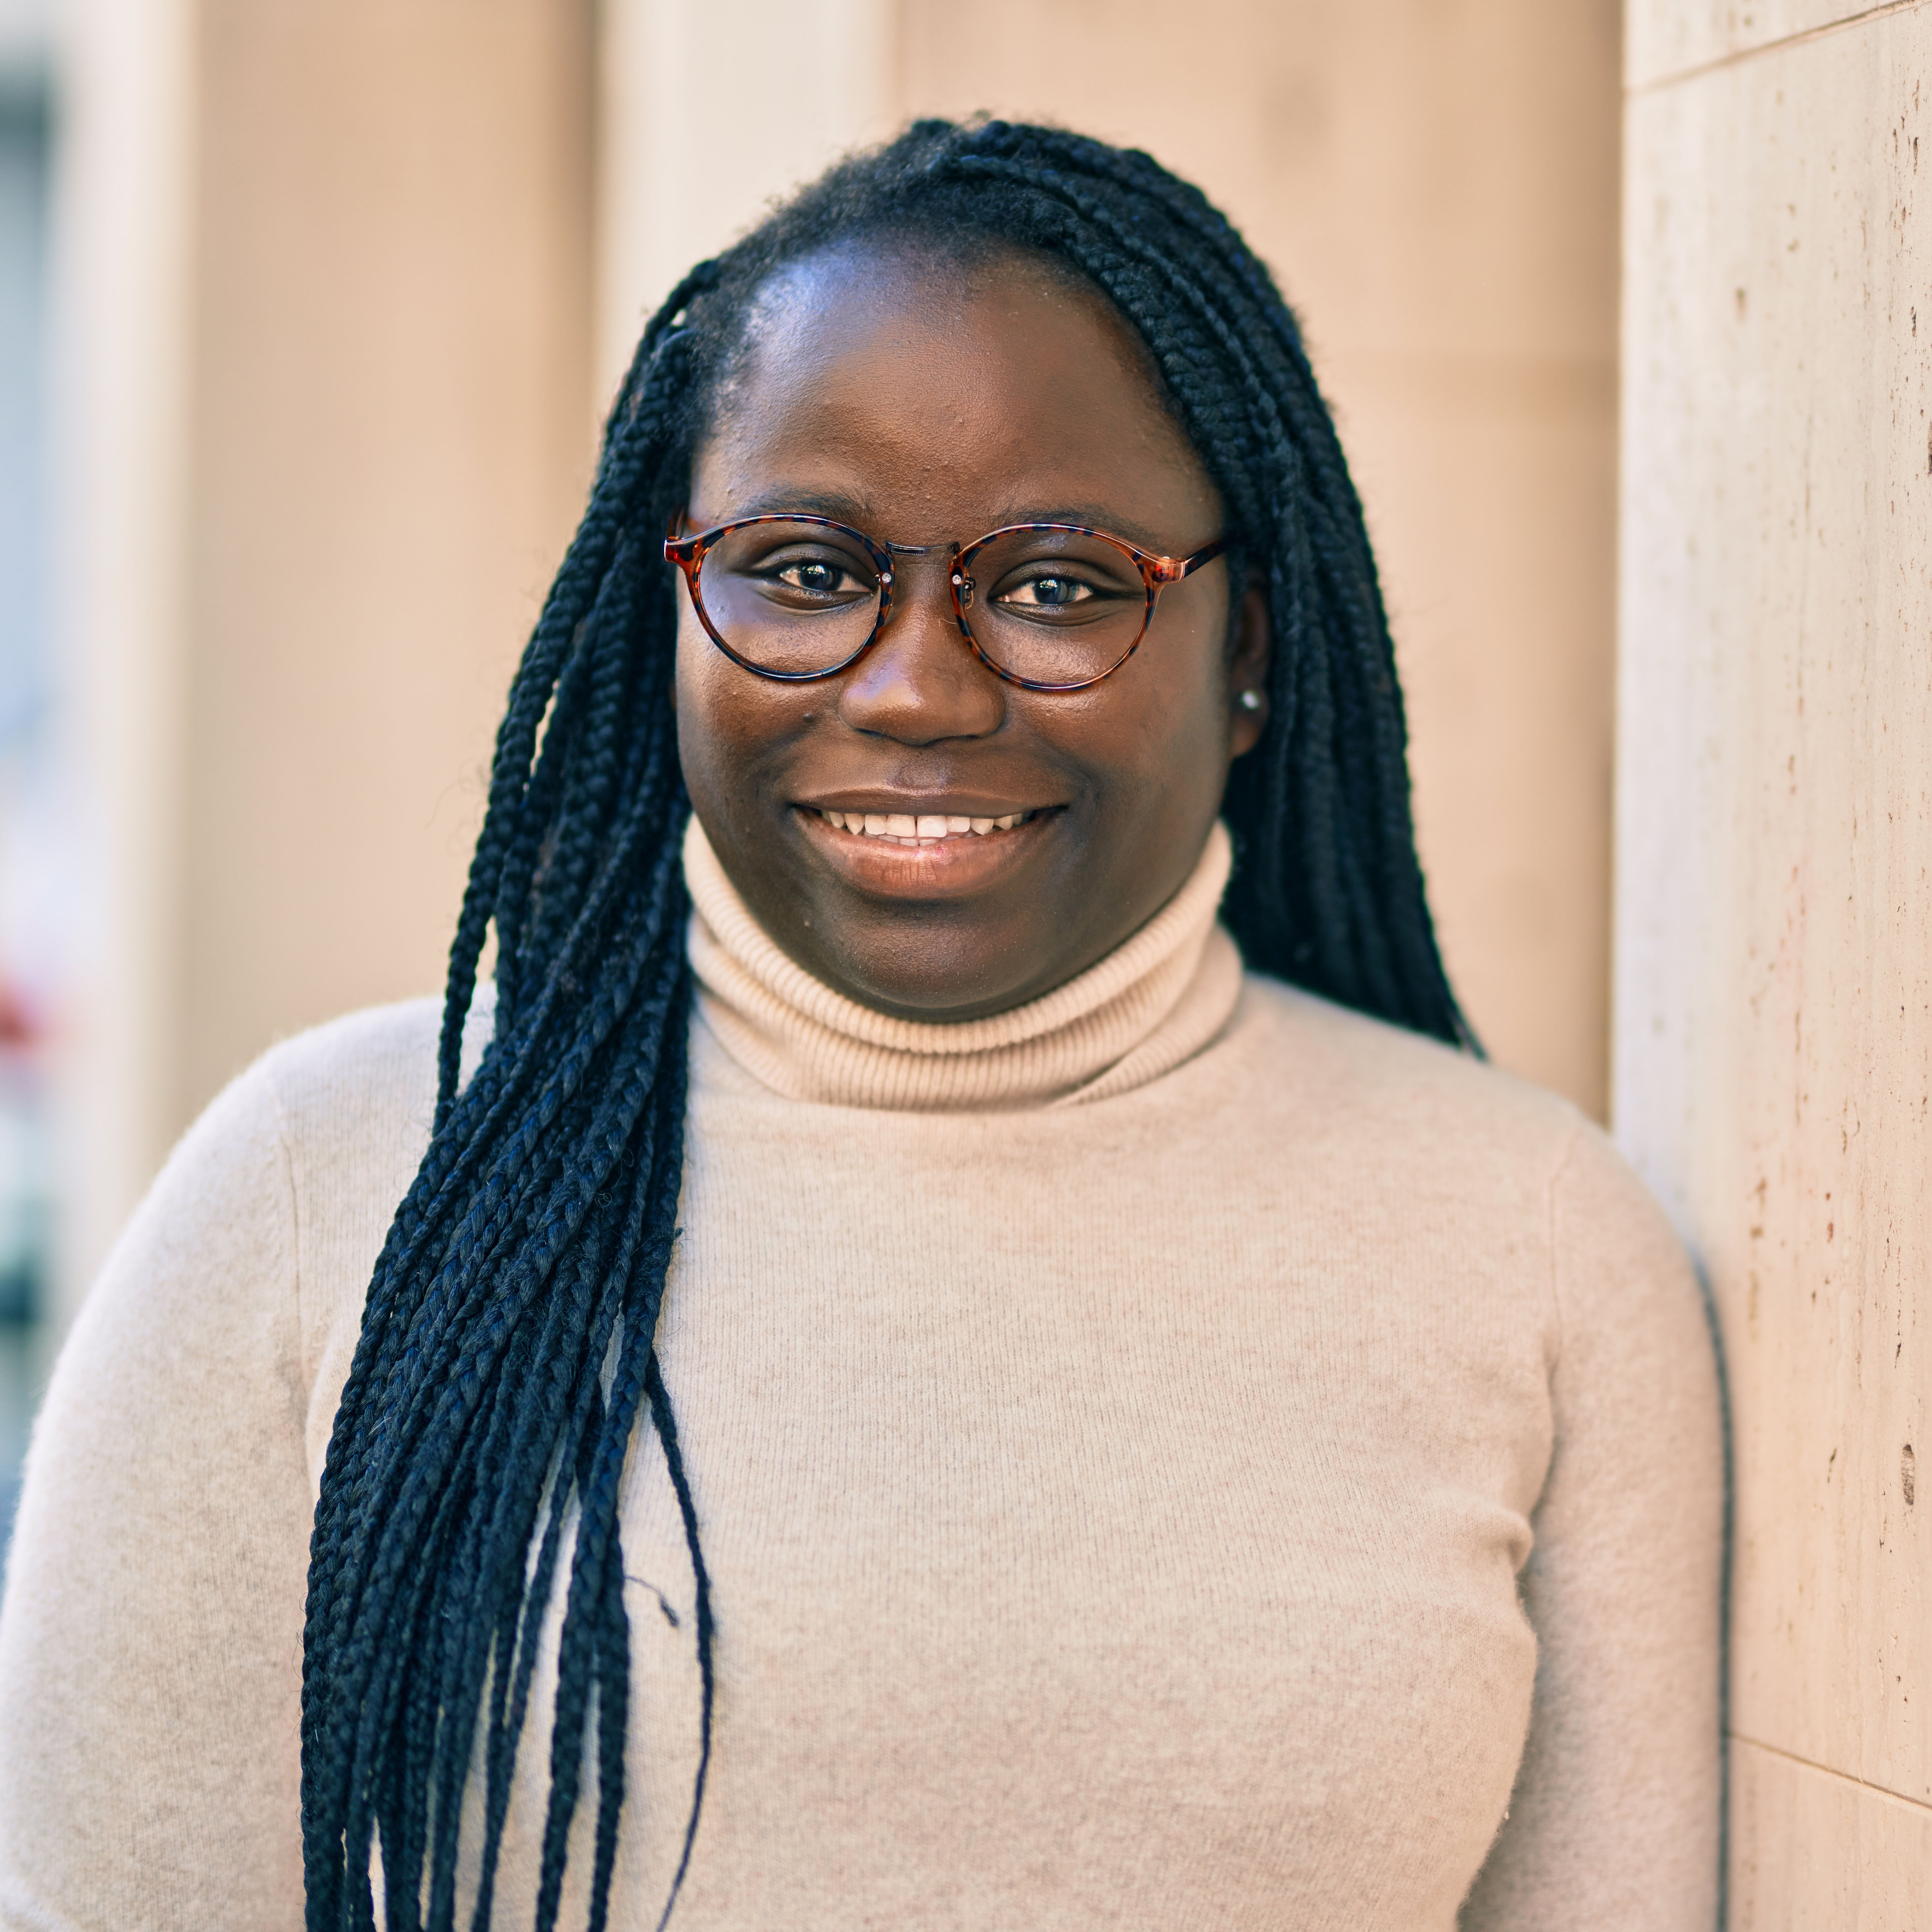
[836,549,1005,744]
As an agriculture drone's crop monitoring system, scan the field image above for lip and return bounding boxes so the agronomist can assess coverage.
[793,799,1061,898]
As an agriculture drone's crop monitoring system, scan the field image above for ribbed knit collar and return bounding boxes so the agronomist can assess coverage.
[683,817,1242,1112]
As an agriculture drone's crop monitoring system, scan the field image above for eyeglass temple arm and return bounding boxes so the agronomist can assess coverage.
[1149,534,1231,585]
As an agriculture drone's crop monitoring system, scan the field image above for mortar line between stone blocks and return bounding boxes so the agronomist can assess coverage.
[1732,1731,1932,1817]
[1627,0,1928,96]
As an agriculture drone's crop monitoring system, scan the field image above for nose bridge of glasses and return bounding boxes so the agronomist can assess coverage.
[878,541,965,616]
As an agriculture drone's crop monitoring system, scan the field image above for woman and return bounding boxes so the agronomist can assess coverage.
[0,120,1721,1930]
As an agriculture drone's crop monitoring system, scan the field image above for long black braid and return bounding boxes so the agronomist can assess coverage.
[299,117,1472,1932]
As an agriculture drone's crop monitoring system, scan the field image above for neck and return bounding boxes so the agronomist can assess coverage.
[683,818,1242,1111]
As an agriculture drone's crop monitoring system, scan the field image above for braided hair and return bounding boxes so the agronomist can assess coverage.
[299,117,1472,1932]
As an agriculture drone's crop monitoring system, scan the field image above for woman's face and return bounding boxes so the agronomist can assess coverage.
[675,244,1270,1022]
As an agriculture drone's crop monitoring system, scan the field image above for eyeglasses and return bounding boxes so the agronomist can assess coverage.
[664,513,1228,693]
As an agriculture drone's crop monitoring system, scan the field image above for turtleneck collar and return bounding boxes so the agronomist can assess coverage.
[683,817,1243,1112]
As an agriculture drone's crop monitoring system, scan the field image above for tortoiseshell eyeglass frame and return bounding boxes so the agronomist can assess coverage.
[663,512,1230,694]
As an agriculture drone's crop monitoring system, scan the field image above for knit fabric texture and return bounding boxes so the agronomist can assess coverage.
[0,840,1724,1931]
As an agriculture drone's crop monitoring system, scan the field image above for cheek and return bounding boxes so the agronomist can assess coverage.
[675,608,823,815]
[1024,625,1231,829]
[675,611,754,804]
[674,609,711,705]
[672,617,712,764]
[1119,607,1234,783]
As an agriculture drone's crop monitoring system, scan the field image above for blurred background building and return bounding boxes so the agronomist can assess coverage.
[0,0,52,1555]
[0,0,1926,1919]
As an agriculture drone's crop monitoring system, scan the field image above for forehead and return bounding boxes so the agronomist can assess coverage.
[690,243,1219,546]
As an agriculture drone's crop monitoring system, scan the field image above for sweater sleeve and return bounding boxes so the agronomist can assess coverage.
[0,1059,311,1932]
[1460,1123,1725,1931]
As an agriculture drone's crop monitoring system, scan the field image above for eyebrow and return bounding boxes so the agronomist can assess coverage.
[693,491,1187,554]
[716,488,875,525]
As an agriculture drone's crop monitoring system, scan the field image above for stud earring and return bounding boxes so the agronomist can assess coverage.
[1238,689,1263,712]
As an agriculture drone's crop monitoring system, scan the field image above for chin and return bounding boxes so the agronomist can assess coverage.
[822,940,1054,1023]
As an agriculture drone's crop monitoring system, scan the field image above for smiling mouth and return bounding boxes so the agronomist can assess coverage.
[808,806,1044,846]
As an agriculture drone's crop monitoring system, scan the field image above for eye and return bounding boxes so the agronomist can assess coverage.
[996,572,1097,611]
[774,556,865,597]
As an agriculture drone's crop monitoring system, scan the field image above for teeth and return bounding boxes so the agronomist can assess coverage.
[817,808,1033,840]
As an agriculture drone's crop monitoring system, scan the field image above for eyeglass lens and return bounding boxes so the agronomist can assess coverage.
[695,520,1151,685]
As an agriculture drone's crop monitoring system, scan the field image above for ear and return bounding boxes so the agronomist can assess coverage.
[1227,573,1273,758]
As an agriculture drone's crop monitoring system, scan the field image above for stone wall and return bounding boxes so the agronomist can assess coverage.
[1616,3,1932,1917]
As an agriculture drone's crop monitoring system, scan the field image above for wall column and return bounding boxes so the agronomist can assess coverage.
[1615,3,1932,1918]
[47,0,196,1313]
[45,1,600,1310]
[595,0,897,405]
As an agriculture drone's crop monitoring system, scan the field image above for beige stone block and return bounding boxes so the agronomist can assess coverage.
[179,2,596,1127]
[1731,1737,1932,1927]
[1628,1,1914,89]
[1616,4,1932,1806]
[904,0,1621,1109]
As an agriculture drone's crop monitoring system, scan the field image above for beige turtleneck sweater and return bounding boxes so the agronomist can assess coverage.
[0,823,1723,1931]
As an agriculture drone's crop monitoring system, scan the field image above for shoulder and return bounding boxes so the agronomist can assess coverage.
[1213,970,1589,1180]
[1207,975,1701,1326]
[233,985,496,1177]
[30,1004,455,1503]
[244,993,481,1388]
[1225,975,1717,1460]
[73,995,461,1424]
[111,993,456,1273]
[244,993,444,1146]
[94,991,454,1270]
